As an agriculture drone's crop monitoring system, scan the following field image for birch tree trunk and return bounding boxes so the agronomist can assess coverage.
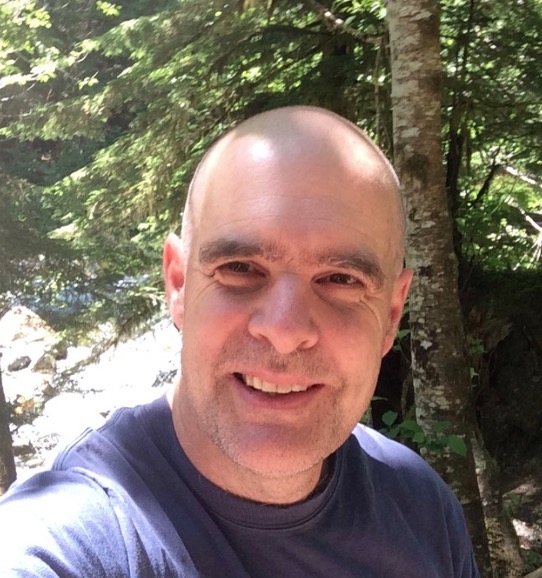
[384,1,492,575]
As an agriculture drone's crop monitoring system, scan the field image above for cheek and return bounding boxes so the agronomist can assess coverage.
[321,307,390,385]
[325,300,389,346]
[184,287,251,340]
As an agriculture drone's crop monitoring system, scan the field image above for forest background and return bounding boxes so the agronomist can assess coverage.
[0,1,541,577]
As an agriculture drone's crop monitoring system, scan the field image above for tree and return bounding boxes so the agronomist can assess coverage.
[384,0,493,574]
[0,358,16,495]
[440,0,542,274]
[0,0,388,330]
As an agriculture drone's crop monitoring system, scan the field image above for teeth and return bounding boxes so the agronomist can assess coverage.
[243,375,310,394]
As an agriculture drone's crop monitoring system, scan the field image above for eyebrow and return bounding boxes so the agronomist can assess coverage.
[199,239,280,264]
[199,238,384,289]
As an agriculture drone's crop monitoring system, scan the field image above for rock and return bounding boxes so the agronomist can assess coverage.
[38,392,105,441]
[8,356,31,372]
[0,305,54,343]
[32,353,57,374]
[38,378,58,400]
[13,443,35,457]
[10,317,180,474]
[50,341,68,361]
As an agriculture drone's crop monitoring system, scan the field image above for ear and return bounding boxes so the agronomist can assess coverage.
[382,267,413,356]
[163,233,186,330]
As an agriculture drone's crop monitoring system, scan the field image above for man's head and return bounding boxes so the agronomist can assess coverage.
[164,106,412,503]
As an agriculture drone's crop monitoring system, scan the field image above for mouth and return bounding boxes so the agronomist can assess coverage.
[234,373,314,395]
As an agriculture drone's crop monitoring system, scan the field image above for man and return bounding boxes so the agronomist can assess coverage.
[0,106,480,577]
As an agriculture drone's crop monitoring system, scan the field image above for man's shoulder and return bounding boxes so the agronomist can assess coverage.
[350,422,429,465]
[0,463,196,576]
[51,395,165,473]
[0,470,129,575]
[352,423,423,456]
[0,396,198,577]
[1,468,113,513]
[347,423,455,499]
[0,469,124,539]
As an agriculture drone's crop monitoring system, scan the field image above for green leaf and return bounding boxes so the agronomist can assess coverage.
[400,420,422,433]
[381,410,398,427]
[447,435,467,457]
[412,431,425,444]
[433,421,449,433]
[396,328,410,340]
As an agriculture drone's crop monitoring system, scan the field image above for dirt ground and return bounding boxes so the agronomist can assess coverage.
[501,451,542,574]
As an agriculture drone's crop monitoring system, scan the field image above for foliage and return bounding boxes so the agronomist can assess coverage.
[381,410,468,457]
[441,0,542,271]
[0,0,541,333]
[0,0,389,331]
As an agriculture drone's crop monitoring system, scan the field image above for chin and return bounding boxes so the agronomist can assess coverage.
[216,430,334,480]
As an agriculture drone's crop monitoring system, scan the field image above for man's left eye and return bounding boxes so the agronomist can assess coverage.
[327,273,358,285]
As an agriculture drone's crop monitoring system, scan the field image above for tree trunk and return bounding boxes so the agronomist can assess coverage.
[471,433,524,577]
[384,1,492,575]
[0,354,16,495]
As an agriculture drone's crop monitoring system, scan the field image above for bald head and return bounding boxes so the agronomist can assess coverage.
[182,106,405,272]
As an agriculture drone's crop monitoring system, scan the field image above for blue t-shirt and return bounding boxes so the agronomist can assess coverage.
[0,395,480,577]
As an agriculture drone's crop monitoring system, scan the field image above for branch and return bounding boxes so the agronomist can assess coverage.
[525,213,542,234]
[504,165,542,189]
[469,161,501,208]
[261,23,324,37]
[300,0,384,45]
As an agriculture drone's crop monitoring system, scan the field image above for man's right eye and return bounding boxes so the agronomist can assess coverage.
[221,261,253,274]
[215,262,266,287]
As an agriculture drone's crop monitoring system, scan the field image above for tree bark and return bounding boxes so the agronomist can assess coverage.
[471,434,524,577]
[384,0,492,575]
[0,354,17,495]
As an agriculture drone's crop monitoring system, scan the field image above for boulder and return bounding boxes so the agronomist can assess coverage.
[7,356,31,372]
[32,353,57,374]
[0,305,54,343]
[50,341,68,361]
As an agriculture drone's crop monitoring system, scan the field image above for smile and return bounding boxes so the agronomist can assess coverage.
[236,373,312,395]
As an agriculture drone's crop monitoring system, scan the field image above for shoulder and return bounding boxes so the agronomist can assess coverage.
[52,395,168,473]
[0,470,130,576]
[350,422,444,480]
[0,396,193,577]
[344,425,480,577]
[347,423,466,519]
[0,466,195,577]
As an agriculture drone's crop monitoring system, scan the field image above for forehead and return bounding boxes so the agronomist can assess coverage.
[186,123,403,273]
[199,129,394,213]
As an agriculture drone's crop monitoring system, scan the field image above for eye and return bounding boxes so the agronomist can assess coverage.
[314,272,368,303]
[222,261,253,274]
[317,273,361,286]
[214,261,266,289]
[327,273,358,285]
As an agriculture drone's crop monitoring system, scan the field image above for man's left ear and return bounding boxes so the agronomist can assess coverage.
[382,268,413,356]
[163,233,186,330]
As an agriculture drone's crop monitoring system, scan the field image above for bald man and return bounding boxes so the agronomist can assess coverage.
[0,107,480,577]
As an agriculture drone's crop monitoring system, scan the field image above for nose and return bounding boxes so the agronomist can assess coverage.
[247,274,319,354]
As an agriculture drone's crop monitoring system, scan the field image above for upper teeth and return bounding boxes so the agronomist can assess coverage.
[244,375,309,394]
